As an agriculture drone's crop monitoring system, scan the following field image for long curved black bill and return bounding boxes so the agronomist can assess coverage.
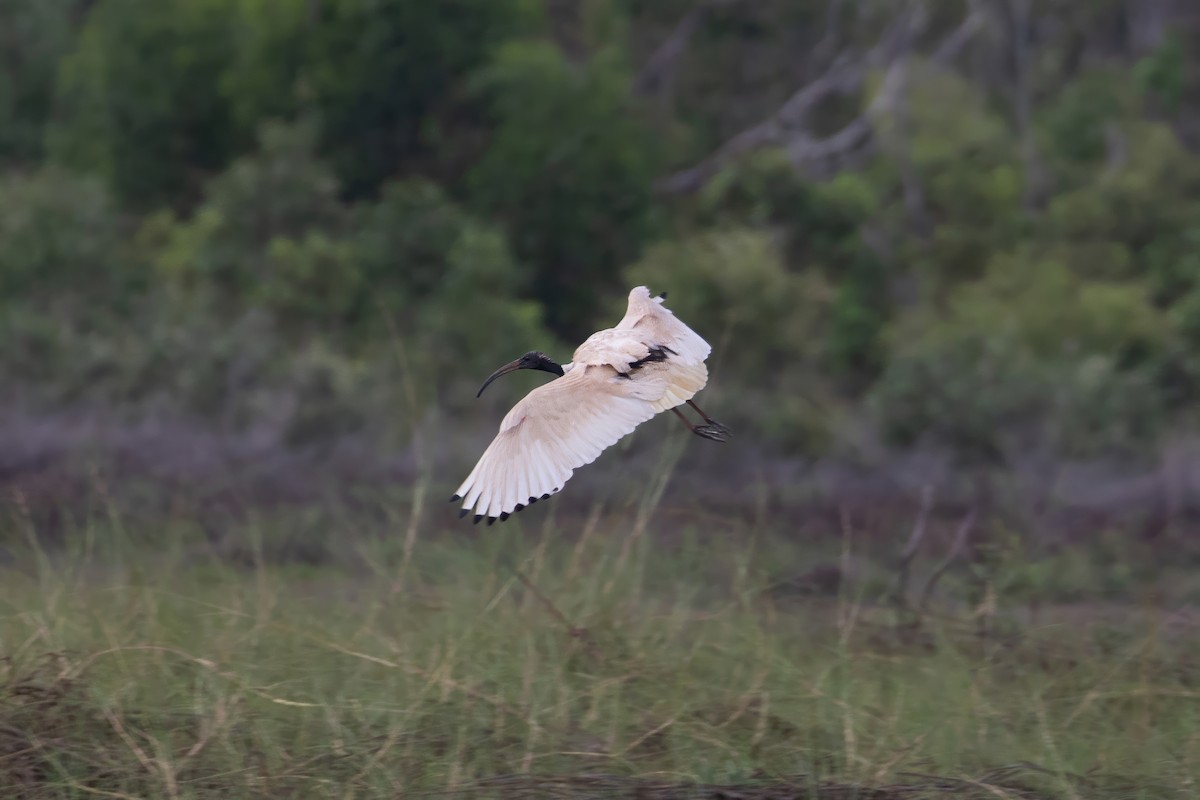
[476,359,524,398]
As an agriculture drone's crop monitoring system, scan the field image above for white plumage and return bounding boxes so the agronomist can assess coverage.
[451,286,730,524]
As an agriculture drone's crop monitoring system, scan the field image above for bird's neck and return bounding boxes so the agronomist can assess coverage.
[533,355,565,377]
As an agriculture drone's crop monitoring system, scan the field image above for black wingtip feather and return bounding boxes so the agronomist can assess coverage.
[473,514,483,524]
[528,496,538,505]
[499,512,510,521]
[449,494,461,503]
[458,509,468,519]
[514,503,524,512]
[658,291,667,299]
[486,516,496,526]
[541,493,550,500]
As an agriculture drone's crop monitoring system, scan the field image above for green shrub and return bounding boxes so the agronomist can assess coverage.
[468,41,661,339]
[870,254,1171,461]
[48,0,241,207]
[223,0,542,197]
[0,167,122,308]
[150,120,347,308]
[0,0,79,163]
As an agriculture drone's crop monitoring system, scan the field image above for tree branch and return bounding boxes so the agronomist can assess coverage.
[930,0,988,65]
[919,504,978,612]
[654,9,913,195]
[1007,0,1046,210]
[656,1,994,194]
[785,41,913,173]
[806,0,850,73]
[894,484,935,608]
[633,0,743,97]
[1102,120,1129,178]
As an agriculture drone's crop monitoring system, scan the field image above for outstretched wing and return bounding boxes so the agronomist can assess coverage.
[617,286,711,366]
[454,287,717,524]
[452,367,659,524]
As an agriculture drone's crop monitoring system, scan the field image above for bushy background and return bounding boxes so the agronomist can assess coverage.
[7,4,1200,797]
[2,0,1200,525]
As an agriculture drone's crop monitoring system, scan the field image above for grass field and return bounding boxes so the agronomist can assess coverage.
[2,479,1200,799]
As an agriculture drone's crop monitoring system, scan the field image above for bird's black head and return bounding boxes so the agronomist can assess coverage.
[518,351,562,372]
[477,351,564,398]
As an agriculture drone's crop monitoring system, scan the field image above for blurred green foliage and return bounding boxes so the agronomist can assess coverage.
[0,167,120,304]
[48,0,241,206]
[0,0,81,163]
[227,0,542,196]
[468,41,661,338]
[3,0,1200,462]
[871,253,1169,461]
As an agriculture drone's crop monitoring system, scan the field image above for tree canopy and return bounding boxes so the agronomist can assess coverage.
[3,0,1199,463]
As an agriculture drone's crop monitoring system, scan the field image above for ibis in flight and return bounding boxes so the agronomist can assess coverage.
[451,286,730,524]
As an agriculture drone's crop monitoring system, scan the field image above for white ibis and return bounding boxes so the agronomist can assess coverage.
[451,286,730,525]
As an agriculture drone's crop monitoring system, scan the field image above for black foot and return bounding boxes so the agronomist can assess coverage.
[693,421,731,442]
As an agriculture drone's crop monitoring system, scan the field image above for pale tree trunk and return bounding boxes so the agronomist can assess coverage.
[1000,0,1047,209]
[1126,0,1178,54]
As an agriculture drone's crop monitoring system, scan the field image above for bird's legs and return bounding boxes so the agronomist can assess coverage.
[687,400,732,440]
[671,405,731,443]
